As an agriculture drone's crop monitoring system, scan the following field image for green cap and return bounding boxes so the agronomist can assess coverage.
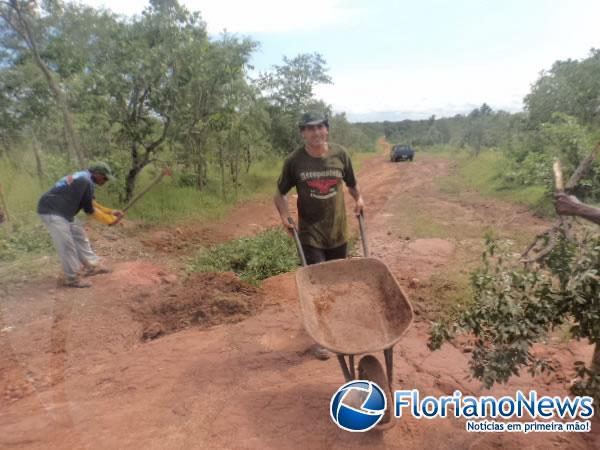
[88,162,115,181]
[298,112,329,129]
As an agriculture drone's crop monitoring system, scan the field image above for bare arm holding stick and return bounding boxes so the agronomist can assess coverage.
[554,193,600,225]
[552,158,600,225]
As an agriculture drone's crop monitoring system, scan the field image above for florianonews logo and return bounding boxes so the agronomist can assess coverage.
[330,380,387,432]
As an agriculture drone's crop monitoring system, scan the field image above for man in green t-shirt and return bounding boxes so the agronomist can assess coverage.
[274,112,365,359]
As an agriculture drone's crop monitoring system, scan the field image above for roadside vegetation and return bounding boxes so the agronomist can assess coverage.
[436,150,550,215]
[188,228,299,285]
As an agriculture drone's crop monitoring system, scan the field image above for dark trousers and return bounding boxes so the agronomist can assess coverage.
[302,243,348,266]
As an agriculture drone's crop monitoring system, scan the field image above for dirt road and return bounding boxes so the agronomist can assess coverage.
[1,151,597,449]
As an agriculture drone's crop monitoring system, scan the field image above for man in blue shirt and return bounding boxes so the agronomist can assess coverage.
[38,162,122,288]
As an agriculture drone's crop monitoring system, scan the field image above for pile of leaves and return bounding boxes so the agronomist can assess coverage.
[429,232,600,403]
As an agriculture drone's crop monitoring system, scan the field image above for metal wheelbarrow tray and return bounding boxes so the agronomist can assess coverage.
[295,257,413,356]
[290,214,414,431]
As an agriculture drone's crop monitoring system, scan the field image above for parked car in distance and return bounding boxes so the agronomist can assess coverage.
[390,144,414,162]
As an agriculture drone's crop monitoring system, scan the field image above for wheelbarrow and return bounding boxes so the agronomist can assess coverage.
[289,214,414,429]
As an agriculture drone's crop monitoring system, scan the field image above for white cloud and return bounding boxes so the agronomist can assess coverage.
[197,0,363,33]
[315,59,545,120]
[76,0,363,33]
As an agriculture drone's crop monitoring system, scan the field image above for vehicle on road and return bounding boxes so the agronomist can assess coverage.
[390,144,414,162]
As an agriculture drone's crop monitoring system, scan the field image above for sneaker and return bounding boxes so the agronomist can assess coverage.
[64,278,92,288]
[311,344,331,361]
[83,265,112,277]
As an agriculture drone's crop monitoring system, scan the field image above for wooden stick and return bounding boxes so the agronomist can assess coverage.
[112,167,172,225]
[520,138,600,263]
[553,159,564,192]
[0,183,9,223]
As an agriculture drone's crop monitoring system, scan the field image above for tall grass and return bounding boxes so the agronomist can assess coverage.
[435,150,550,214]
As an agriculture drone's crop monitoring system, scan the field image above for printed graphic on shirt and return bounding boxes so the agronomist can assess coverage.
[301,169,342,200]
[55,171,88,188]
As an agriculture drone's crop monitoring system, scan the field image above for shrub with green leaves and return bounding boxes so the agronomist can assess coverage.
[0,222,53,262]
[429,233,600,403]
[188,228,299,284]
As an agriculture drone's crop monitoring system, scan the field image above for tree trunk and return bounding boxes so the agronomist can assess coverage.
[245,144,252,173]
[3,3,86,166]
[218,147,225,199]
[125,167,139,204]
[125,142,141,202]
[31,133,44,181]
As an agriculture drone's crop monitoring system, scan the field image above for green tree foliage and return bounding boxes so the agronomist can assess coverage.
[525,49,600,127]
[85,0,211,200]
[0,1,375,203]
[0,0,89,165]
[429,234,600,403]
[258,53,332,154]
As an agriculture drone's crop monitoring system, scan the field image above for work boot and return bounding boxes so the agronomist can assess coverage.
[82,264,112,277]
[311,344,331,361]
[63,277,92,288]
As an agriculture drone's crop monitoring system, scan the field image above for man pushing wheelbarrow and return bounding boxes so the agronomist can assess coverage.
[274,111,413,430]
[274,111,365,360]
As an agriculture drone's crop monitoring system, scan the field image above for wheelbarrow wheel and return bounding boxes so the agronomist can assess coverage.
[358,355,394,430]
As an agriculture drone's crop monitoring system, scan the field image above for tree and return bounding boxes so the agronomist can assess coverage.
[258,53,332,154]
[259,53,331,111]
[85,0,209,200]
[170,33,259,191]
[525,49,600,127]
[463,103,494,156]
[0,0,86,165]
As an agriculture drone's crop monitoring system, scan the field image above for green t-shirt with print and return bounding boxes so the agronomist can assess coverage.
[277,145,357,249]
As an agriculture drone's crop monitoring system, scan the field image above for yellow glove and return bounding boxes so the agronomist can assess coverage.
[92,200,114,214]
[92,201,117,225]
[93,208,117,225]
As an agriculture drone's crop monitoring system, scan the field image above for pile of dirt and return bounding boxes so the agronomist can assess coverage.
[131,272,263,341]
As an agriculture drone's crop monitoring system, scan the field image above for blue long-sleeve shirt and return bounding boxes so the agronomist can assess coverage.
[37,170,95,221]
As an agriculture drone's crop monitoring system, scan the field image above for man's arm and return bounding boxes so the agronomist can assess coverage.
[274,190,295,233]
[555,193,600,225]
[348,185,365,216]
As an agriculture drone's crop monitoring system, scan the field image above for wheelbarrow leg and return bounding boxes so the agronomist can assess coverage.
[384,348,394,390]
[337,354,355,382]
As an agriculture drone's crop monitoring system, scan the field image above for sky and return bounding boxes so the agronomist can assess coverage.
[78,0,600,122]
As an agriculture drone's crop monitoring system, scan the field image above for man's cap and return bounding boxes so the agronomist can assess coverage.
[88,162,115,181]
[298,112,329,129]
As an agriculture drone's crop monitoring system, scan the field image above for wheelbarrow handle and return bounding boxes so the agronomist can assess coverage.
[358,212,370,258]
[288,213,370,266]
[288,217,307,267]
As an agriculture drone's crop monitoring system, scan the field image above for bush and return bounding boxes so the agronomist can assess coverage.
[0,221,53,262]
[505,152,554,187]
[429,233,600,403]
[188,228,299,284]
